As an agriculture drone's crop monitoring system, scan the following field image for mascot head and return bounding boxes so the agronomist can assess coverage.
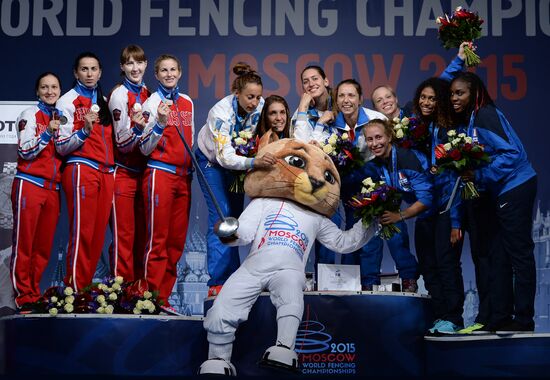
[244,131,341,217]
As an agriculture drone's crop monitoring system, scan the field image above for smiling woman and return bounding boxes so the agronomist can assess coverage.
[195,62,280,297]
[137,54,194,314]
[10,72,63,312]
[107,44,151,283]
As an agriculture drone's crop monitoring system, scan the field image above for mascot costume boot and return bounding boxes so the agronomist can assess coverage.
[198,132,375,376]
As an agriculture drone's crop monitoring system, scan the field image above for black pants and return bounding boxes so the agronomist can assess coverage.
[415,212,465,326]
[489,176,537,327]
[462,192,498,325]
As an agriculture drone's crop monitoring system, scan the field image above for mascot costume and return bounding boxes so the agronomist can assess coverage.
[198,132,375,376]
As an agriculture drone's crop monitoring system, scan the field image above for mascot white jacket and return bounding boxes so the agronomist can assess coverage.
[199,133,375,376]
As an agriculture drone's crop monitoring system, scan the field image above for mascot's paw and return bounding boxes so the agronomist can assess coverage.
[198,358,237,376]
[258,344,300,373]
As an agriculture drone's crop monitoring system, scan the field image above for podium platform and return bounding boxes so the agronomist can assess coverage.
[1,291,549,377]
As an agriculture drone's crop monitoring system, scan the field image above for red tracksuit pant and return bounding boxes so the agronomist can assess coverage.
[109,166,145,282]
[62,163,114,291]
[143,168,191,305]
[10,178,59,307]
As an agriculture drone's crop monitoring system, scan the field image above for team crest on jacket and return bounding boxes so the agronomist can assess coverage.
[18,119,27,131]
[112,109,122,121]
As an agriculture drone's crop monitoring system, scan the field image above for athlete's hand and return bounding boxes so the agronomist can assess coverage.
[450,228,463,245]
[318,110,334,125]
[458,41,470,61]
[298,93,314,113]
[83,111,98,133]
[47,119,60,134]
[460,169,474,182]
[157,102,170,127]
[253,152,278,169]
[132,111,146,130]
[380,210,401,225]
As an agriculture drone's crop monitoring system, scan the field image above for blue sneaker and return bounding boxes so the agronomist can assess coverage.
[428,320,460,335]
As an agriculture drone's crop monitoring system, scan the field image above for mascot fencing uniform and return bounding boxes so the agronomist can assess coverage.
[199,134,375,376]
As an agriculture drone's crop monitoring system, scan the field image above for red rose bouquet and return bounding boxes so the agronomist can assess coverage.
[348,177,403,240]
[435,130,490,199]
[437,6,484,67]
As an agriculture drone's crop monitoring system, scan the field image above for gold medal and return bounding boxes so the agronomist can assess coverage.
[430,165,438,175]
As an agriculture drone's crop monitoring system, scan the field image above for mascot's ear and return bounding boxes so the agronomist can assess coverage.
[257,129,279,152]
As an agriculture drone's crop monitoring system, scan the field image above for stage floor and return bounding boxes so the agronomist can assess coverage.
[1,292,549,377]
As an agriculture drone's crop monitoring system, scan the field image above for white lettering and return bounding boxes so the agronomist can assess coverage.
[66,0,90,36]
[93,0,122,36]
[234,0,256,36]
[1,0,30,37]
[540,0,550,36]
[261,0,271,36]
[416,0,444,36]
[385,0,413,36]
[199,0,228,36]
[275,0,304,36]
[525,0,536,36]
[492,0,522,36]
[356,0,380,36]
[169,0,195,36]
[140,0,163,36]
[33,0,63,36]
[309,0,337,36]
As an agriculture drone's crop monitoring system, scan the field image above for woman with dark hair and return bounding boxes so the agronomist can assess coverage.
[138,54,194,314]
[56,52,114,292]
[255,95,291,140]
[196,62,277,296]
[293,65,332,141]
[451,72,537,333]
[11,72,63,312]
[412,77,466,334]
[108,44,150,282]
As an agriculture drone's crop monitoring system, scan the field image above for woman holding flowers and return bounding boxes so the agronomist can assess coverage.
[56,52,114,293]
[11,72,63,311]
[362,118,432,242]
[108,44,150,282]
[196,62,277,296]
[360,45,467,293]
[451,72,537,333]
[309,79,387,279]
[411,77,467,334]
[138,54,194,313]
